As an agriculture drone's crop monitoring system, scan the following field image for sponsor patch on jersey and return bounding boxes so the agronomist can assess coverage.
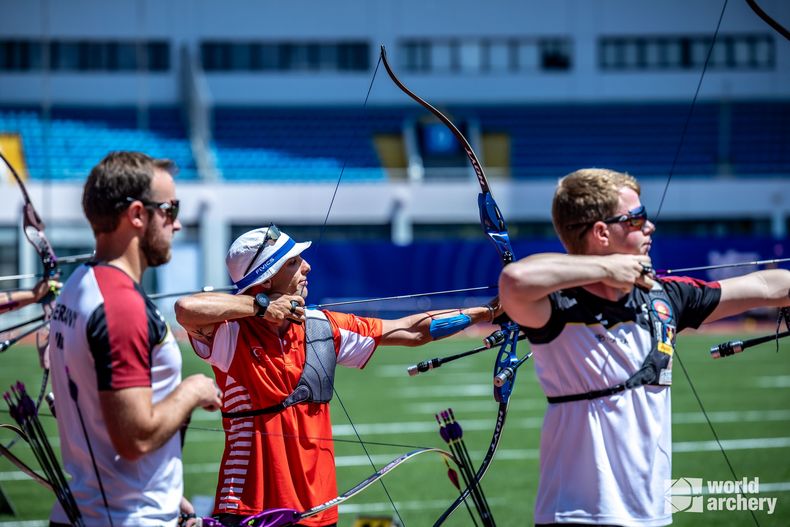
[651,298,673,322]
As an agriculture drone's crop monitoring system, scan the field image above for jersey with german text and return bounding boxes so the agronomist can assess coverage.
[49,263,183,527]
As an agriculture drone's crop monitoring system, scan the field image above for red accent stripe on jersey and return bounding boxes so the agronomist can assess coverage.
[93,265,152,390]
[661,275,721,289]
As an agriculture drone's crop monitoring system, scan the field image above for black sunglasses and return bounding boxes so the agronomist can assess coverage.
[567,205,648,236]
[124,196,180,222]
[243,224,282,276]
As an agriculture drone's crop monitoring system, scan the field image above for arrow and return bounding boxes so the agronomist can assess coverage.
[436,413,480,527]
[657,257,790,276]
[4,383,84,525]
[310,285,496,309]
[408,330,527,376]
[0,252,94,283]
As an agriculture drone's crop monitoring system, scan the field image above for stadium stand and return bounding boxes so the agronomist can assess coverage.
[0,106,197,180]
[3,102,787,182]
[211,107,402,181]
[730,101,790,174]
[210,101,788,181]
[475,103,720,178]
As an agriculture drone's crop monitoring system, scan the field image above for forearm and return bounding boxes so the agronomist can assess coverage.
[713,269,790,320]
[144,383,204,450]
[175,293,254,328]
[756,269,790,306]
[101,384,203,460]
[500,253,616,302]
[381,305,495,347]
[0,290,36,313]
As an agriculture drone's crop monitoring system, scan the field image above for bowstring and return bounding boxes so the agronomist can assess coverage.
[293,54,407,526]
[652,2,761,525]
[776,307,790,353]
[654,1,727,220]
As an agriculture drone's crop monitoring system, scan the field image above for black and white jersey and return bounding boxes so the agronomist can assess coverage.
[524,277,720,527]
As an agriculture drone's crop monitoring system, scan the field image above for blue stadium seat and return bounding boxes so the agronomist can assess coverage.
[4,103,785,182]
[212,102,788,181]
[469,103,724,178]
[212,107,398,181]
[0,106,198,180]
[729,102,790,174]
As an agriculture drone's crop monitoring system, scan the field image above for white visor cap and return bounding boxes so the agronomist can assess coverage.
[226,227,311,294]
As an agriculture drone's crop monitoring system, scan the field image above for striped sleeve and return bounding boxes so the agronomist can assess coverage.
[189,321,240,373]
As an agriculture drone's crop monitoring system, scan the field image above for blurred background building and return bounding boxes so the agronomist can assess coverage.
[1,0,788,320]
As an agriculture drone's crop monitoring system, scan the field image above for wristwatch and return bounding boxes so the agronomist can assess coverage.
[254,293,270,317]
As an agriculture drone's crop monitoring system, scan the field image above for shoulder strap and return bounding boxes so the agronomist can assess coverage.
[223,312,336,418]
[547,282,677,404]
[636,280,676,386]
[291,311,336,404]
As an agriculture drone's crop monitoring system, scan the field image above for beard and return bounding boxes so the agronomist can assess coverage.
[140,217,172,267]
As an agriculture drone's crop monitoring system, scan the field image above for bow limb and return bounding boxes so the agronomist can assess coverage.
[1,152,59,283]
[745,0,790,40]
[1,150,59,316]
[300,447,458,521]
[378,47,513,264]
[379,49,490,195]
[379,45,524,525]
[1,151,59,451]
[208,448,458,527]
[0,424,53,491]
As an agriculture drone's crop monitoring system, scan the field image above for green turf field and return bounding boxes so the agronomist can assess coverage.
[1,331,788,526]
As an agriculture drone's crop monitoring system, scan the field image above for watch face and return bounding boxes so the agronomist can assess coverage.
[255,293,270,315]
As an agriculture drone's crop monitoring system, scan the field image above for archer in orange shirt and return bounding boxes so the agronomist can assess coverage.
[176,225,500,527]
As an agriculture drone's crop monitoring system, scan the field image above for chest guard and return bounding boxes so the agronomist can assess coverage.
[547,281,677,404]
[222,313,337,418]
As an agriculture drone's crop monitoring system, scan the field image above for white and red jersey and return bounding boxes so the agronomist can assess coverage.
[48,263,183,527]
[189,309,381,527]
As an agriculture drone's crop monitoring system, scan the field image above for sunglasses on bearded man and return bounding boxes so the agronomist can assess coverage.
[121,196,180,222]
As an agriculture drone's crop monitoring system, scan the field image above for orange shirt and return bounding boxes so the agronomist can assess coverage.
[191,310,381,526]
